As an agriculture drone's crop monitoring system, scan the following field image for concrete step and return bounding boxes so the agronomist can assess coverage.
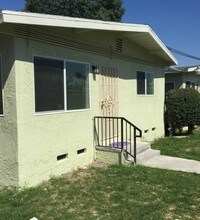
[97,141,157,164]
[136,149,160,164]
[136,142,150,154]
[109,141,150,155]
[125,142,150,160]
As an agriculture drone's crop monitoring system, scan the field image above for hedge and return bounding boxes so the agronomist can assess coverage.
[165,88,200,134]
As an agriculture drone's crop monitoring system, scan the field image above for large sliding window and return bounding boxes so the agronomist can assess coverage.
[34,57,90,113]
[0,57,3,115]
[137,71,154,95]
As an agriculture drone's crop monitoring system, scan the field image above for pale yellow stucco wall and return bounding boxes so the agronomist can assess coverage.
[15,38,98,186]
[117,62,165,141]
[0,26,167,187]
[0,34,18,187]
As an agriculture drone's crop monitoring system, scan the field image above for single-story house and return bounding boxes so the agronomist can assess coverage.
[0,10,177,187]
[165,65,200,93]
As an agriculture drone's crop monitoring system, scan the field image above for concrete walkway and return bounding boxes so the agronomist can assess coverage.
[140,155,200,174]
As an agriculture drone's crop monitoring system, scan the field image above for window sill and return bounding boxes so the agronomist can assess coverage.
[34,108,91,116]
[136,94,154,97]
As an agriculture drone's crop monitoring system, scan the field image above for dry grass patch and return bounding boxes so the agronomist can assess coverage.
[0,164,199,219]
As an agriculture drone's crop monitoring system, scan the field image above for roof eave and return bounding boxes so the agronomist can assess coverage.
[147,26,177,65]
[0,10,177,65]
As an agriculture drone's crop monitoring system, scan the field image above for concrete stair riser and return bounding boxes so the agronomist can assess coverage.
[125,142,160,164]
[96,141,160,164]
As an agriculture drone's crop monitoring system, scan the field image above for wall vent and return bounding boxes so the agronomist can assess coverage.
[77,148,86,155]
[57,154,68,161]
[116,38,123,53]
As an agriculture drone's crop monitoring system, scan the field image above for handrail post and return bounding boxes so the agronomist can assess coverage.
[93,117,97,160]
[134,128,136,164]
[93,117,96,145]
[93,116,142,164]
[121,118,124,153]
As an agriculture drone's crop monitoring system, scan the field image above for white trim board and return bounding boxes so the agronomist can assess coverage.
[0,10,177,66]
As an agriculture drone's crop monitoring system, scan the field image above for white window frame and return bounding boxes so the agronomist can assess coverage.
[136,71,154,96]
[0,55,4,117]
[33,55,91,115]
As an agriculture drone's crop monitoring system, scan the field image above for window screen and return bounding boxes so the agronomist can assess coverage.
[146,73,154,95]
[66,61,89,110]
[137,71,145,95]
[34,57,64,112]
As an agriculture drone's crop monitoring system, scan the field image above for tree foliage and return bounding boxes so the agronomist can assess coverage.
[25,0,125,22]
[165,88,200,134]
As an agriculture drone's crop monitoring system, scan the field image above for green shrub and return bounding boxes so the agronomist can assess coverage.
[165,88,200,134]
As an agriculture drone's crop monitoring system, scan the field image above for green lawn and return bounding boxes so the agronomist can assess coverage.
[151,129,200,161]
[0,164,200,220]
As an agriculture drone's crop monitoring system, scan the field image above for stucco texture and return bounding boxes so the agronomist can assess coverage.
[0,25,166,187]
[0,34,18,187]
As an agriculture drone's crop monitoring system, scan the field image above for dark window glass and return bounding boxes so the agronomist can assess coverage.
[0,59,3,114]
[137,71,145,94]
[147,73,154,95]
[191,82,196,89]
[34,57,64,112]
[186,81,191,88]
[165,82,175,93]
[197,81,200,92]
[66,61,89,110]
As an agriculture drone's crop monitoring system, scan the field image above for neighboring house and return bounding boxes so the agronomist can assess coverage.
[165,65,200,93]
[0,10,177,187]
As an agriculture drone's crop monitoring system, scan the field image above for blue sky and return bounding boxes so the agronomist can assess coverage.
[0,0,199,66]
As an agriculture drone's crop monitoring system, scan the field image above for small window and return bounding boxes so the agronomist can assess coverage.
[186,81,191,88]
[0,57,3,115]
[186,81,196,89]
[137,71,154,95]
[191,82,196,89]
[165,82,175,93]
